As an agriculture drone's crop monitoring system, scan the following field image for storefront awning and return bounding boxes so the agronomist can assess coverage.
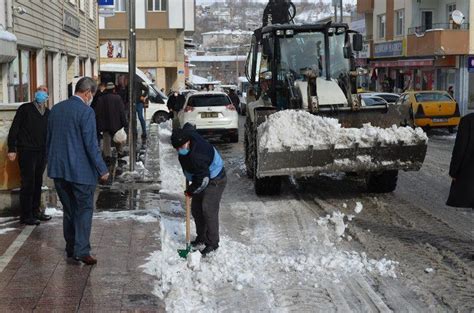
[0,30,17,63]
[371,59,433,68]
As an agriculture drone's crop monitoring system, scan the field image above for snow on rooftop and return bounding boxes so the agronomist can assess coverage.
[189,55,247,62]
[202,29,253,36]
[258,110,428,153]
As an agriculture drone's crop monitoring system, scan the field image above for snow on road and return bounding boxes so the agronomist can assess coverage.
[142,122,400,312]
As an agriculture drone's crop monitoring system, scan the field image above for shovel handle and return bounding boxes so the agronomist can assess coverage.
[185,195,191,245]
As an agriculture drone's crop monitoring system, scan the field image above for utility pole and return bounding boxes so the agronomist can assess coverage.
[128,0,136,171]
[340,0,343,23]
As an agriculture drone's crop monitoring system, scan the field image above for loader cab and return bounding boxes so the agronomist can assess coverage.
[245,23,359,110]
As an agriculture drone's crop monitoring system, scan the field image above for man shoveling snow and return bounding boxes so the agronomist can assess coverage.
[171,123,227,257]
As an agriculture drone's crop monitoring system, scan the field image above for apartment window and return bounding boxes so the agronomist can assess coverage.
[79,0,85,11]
[89,0,94,19]
[447,4,456,22]
[115,0,127,12]
[147,0,167,12]
[395,9,404,36]
[378,14,385,39]
[69,0,76,5]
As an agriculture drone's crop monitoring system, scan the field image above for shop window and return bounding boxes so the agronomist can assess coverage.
[377,14,385,39]
[395,10,404,36]
[147,0,167,12]
[115,0,127,12]
[8,50,36,103]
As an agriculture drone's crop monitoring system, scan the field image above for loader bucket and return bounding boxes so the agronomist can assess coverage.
[256,144,427,177]
[255,106,428,178]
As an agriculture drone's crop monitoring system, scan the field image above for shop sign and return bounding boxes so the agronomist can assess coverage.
[374,40,403,58]
[63,11,80,37]
[356,43,371,59]
[468,56,474,73]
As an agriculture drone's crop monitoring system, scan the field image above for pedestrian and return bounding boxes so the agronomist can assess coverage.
[171,123,226,256]
[94,82,128,164]
[47,77,109,265]
[228,88,240,110]
[135,81,148,140]
[446,113,474,209]
[167,91,186,118]
[448,86,454,98]
[7,85,52,225]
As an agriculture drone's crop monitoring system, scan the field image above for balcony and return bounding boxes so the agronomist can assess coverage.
[407,23,469,57]
[357,0,373,14]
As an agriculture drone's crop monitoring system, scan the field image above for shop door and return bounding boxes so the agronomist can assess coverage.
[422,11,433,31]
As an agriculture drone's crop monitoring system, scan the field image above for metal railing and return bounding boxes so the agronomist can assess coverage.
[408,23,469,35]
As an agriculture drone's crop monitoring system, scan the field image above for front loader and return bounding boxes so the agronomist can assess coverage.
[244,0,428,195]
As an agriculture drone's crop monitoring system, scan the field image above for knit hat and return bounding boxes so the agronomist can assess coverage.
[171,128,191,148]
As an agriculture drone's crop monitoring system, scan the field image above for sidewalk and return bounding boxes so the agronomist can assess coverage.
[0,125,168,312]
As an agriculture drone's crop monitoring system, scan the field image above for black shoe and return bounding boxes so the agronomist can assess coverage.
[34,211,52,221]
[200,245,218,257]
[66,250,74,258]
[20,218,40,226]
[191,239,205,247]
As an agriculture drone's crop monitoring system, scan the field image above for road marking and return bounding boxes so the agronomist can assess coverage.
[0,225,35,273]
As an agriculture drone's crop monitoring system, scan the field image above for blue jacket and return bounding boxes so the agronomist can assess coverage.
[47,96,108,186]
[179,124,224,194]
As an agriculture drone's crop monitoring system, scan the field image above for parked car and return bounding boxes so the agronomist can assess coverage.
[396,91,460,132]
[362,92,400,104]
[361,95,388,107]
[99,64,169,124]
[178,92,239,142]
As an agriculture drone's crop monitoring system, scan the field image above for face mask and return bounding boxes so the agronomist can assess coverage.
[35,91,48,104]
[86,93,93,106]
[178,148,190,156]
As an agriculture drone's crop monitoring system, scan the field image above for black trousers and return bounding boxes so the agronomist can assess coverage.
[18,149,46,220]
[191,174,227,247]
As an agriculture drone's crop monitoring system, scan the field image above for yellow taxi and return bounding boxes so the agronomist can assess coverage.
[396,91,460,132]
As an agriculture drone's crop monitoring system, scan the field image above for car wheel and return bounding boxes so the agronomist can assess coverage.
[152,111,169,124]
[255,176,282,196]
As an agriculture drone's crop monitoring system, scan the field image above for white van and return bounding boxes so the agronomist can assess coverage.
[99,64,170,124]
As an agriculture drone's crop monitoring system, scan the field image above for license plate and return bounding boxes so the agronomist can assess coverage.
[432,118,448,123]
[201,112,218,118]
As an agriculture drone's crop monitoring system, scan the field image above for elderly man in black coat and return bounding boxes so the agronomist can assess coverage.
[447,113,474,208]
[94,82,128,164]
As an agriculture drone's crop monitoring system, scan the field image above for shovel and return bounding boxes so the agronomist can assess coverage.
[177,194,192,258]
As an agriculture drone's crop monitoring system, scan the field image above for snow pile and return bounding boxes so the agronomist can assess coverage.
[158,121,185,196]
[0,228,16,235]
[258,110,428,152]
[45,207,64,217]
[354,202,363,214]
[141,211,398,312]
[95,210,159,223]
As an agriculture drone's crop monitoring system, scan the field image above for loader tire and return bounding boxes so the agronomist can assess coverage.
[366,170,398,193]
[255,176,282,196]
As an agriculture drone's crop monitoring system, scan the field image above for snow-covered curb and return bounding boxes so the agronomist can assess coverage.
[45,207,160,223]
[258,110,428,152]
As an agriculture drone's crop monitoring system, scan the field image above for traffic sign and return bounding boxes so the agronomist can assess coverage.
[98,0,114,8]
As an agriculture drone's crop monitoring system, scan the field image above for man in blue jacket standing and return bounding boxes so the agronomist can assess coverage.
[47,77,109,265]
[171,123,227,256]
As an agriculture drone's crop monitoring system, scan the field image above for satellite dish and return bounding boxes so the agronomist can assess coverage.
[451,10,464,25]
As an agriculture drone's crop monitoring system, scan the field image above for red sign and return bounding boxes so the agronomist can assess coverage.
[371,59,433,68]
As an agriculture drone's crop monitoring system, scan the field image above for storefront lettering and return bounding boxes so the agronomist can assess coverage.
[374,41,403,58]
[63,11,81,37]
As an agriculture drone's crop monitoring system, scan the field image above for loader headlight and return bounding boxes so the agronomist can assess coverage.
[285,29,294,36]
[276,30,284,36]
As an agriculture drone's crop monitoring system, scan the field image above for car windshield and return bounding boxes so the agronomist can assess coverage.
[278,31,349,80]
[415,92,452,102]
[188,95,231,107]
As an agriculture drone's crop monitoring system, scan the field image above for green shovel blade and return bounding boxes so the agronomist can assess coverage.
[177,245,191,259]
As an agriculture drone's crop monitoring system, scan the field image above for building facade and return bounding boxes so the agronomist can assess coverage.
[189,55,246,85]
[99,0,195,91]
[0,0,98,105]
[201,30,252,56]
[358,0,473,114]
